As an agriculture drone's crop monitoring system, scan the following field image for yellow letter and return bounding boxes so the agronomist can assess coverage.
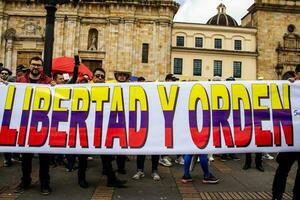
[33,87,51,111]
[157,85,179,111]
[189,84,209,110]
[71,87,90,111]
[111,86,124,111]
[5,85,16,110]
[53,87,71,111]
[271,83,290,109]
[130,86,148,111]
[252,84,269,110]
[232,84,251,110]
[211,84,230,110]
[91,86,110,111]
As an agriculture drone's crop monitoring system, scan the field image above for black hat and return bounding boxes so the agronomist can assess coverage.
[114,71,131,81]
[226,77,235,81]
[165,74,179,81]
[0,67,12,75]
[16,65,29,73]
[138,76,146,82]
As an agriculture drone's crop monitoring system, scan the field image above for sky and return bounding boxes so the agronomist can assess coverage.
[174,0,255,24]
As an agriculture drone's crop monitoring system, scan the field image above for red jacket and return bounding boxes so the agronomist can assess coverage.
[17,72,52,84]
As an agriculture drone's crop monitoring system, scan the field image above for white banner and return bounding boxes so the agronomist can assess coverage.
[0,81,299,154]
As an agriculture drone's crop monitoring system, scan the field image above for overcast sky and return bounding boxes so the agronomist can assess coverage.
[174,0,255,25]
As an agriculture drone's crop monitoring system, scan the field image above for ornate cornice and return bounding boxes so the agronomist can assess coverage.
[247,2,300,14]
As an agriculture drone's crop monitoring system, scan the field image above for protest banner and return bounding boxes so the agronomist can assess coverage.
[0,81,299,154]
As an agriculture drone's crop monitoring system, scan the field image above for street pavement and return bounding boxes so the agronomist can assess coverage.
[0,154,297,200]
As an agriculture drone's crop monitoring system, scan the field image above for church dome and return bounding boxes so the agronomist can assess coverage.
[206,4,238,27]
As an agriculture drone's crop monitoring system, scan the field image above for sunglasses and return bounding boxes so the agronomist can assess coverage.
[95,74,105,79]
[30,63,43,67]
[1,72,9,75]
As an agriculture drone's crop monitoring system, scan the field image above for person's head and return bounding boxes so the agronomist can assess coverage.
[295,64,300,80]
[93,68,106,83]
[29,56,43,78]
[114,71,131,82]
[138,76,146,82]
[53,72,65,84]
[212,76,221,81]
[0,68,12,81]
[16,64,28,77]
[79,77,89,83]
[257,76,264,80]
[226,77,235,81]
[165,74,179,82]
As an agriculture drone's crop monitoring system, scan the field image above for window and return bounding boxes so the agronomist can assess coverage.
[174,58,183,74]
[214,60,222,76]
[234,40,242,50]
[193,59,202,76]
[214,38,222,49]
[233,61,242,78]
[195,37,203,48]
[142,43,149,63]
[176,36,184,47]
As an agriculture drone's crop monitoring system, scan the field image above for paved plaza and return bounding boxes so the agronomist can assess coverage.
[0,154,297,200]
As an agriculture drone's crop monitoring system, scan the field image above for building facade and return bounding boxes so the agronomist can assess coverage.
[242,0,300,80]
[172,22,257,81]
[171,4,257,81]
[0,0,179,80]
[0,0,299,81]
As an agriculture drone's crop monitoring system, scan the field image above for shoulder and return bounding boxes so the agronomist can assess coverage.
[40,74,53,84]
[16,75,28,83]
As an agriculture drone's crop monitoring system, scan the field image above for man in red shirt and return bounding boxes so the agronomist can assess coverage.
[15,56,54,195]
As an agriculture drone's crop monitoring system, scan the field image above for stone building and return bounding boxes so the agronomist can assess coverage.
[0,0,299,81]
[0,0,179,80]
[242,0,300,80]
[172,4,257,81]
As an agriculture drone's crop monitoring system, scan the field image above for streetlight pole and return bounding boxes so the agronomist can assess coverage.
[275,64,283,80]
[26,0,79,76]
[43,0,57,77]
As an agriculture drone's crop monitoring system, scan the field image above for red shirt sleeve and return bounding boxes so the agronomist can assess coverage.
[16,76,27,83]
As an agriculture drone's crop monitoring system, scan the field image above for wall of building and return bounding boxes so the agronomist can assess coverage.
[0,0,179,81]
[242,0,300,80]
[171,22,257,81]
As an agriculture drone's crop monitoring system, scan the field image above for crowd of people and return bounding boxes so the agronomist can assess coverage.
[0,58,299,200]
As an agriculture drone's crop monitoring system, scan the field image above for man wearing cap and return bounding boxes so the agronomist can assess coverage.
[165,73,179,82]
[0,68,12,84]
[114,71,131,83]
[89,68,127,188]
[0,68,14,167]
[113,70,131,174]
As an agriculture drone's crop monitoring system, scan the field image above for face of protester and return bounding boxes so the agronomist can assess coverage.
[16,71,24,77]
[116,73,128,82]
[93,70,105,83]
[29,60,43,77]
[55,74,65,84]
[296,72,300,80]
[0,70,9,81]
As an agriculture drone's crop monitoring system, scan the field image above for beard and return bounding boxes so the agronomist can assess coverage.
[30,69,41,77]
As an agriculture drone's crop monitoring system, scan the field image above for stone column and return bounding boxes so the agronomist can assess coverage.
[124,18,135,72]
[5,39,13,69]
[53,15,65,58]
[64,16,78,57]
[0,15,8,64]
